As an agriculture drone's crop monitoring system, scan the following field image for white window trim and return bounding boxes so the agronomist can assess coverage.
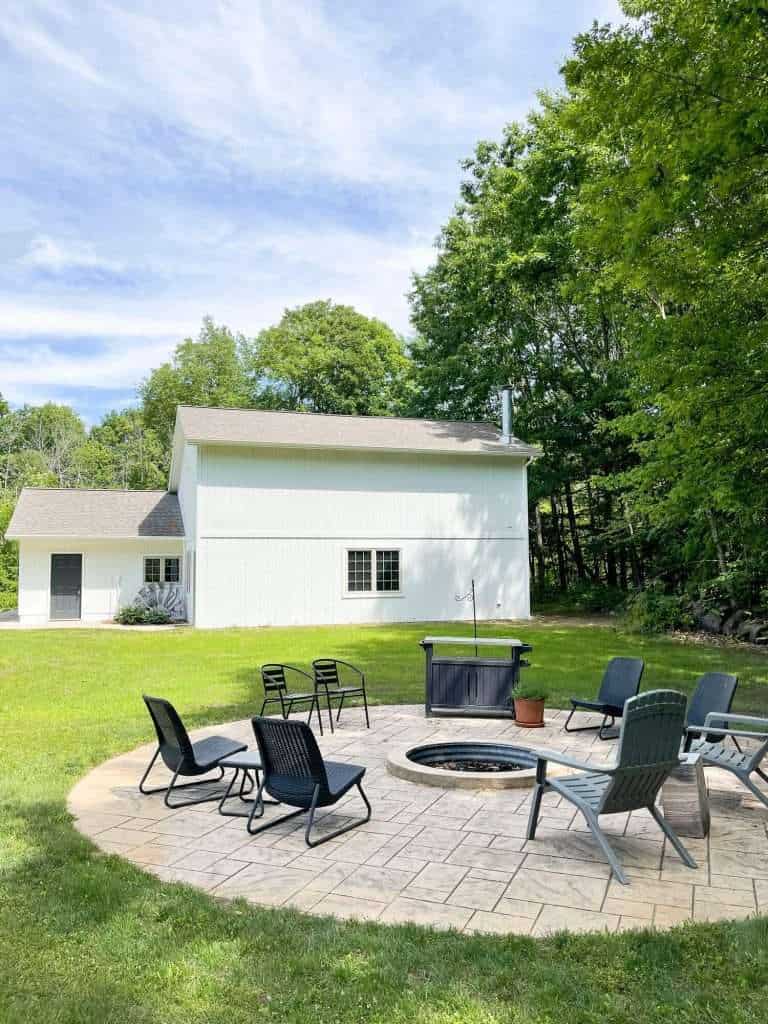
[143,555,183,586]
[342,547,404,599]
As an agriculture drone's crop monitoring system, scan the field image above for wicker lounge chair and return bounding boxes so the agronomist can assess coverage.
[245,716,371,845]
[528,690,697,884]
[564,657,645,740]
[682,672,739,751]
[139,695,246,808]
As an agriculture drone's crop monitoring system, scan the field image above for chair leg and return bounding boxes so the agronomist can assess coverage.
[582,809,629,885]
[740,772,768,809]
[139,747,228,807]
[305,782,372,848]
[307,696,323,736]
[335,692,345,722]
[526,782,544,840]
[598,715,619,741]
[564,705,606,734]
[321,688,335,734]
[245,778,307,836]
[648,804,697,868]
[362,686,370,729]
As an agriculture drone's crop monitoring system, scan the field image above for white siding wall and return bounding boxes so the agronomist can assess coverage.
[176,443,198,623]
[16,538,184,625]
[194,445,530,628]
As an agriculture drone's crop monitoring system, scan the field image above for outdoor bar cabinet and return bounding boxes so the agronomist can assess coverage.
[420,636,532,718]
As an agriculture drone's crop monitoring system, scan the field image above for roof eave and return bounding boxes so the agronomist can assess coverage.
[185,437,540,459]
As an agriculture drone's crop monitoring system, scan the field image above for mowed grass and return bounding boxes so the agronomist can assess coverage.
[2,618,768,1024]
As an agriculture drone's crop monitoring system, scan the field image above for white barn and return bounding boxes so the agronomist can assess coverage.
[7,405,538,628]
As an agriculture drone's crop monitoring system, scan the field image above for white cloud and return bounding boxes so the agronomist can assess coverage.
[21,236,127,274]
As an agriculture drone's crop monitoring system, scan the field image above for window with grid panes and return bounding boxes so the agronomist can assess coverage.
[347,550,372,591]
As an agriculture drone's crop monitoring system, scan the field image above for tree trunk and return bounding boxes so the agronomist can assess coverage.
[534,503,547,598]
[564,480,587,582]
[550,494,568,591]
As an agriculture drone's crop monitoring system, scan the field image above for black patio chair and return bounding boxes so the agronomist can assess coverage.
[682,672,739,752]
[564,657,645,740]
[312,658,370,731]
[139,695,246,808]
[528,690,697,885]
[245,716,371,845]
[260,663,324,735]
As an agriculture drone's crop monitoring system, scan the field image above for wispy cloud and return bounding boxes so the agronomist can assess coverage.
[0,0,625,420]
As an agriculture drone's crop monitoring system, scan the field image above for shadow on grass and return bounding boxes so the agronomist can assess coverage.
[3,795,768,1024]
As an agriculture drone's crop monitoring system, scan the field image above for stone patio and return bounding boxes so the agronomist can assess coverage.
[68,704,768,935]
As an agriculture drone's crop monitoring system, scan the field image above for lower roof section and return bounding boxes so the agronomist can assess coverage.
[6,488,185,540]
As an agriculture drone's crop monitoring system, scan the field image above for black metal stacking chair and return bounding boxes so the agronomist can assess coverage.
[528,690,697,885]
[682,672,739,752]
[564,657,645,740]
[312,658,370,731]
[139,695,246,808]
[245,716,371,845]
[260,664,324,735]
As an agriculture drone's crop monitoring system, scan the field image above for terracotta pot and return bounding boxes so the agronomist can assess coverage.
[514,696,546,728]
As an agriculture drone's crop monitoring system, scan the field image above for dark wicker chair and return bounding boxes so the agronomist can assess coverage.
[564,657,645,740]
[245,716,371,845]
[528,690,697,884]
[260,663,324,735]
[139,695,246,808]
[312,658,370,732]
[682,672,739,751]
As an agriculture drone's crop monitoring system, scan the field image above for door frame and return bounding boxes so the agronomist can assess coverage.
[50,552,84,621]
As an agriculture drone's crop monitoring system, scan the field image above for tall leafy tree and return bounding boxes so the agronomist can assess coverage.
[140,317,253,449]
[250,300,414,415]
[563,0,768,599]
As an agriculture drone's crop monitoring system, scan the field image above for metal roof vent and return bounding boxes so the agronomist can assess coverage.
[500,387,513,444]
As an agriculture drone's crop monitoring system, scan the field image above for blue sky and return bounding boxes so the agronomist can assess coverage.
[1,0,623,423]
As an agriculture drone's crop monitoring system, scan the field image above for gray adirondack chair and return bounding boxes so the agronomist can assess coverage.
[564,657,645,740]
[686,713,768,809]
[528,690,697,884]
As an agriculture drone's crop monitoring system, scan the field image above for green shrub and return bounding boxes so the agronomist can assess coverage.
[533,582,626,615]
[623,584,692,634]
[0,590,17,611]
[114,605,171,625]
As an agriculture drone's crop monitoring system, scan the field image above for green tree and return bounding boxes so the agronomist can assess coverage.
[140,317,253,448]
[562,0,768,599]
[251,300,414,415]
[83,409,166,489]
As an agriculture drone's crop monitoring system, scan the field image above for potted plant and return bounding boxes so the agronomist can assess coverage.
[513,683,548,728]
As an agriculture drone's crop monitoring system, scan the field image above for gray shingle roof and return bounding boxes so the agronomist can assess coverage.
[5,489,185,540]
[176,406,539,457]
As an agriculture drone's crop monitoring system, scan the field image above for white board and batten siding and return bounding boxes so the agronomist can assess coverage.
[16,538,184,625]
[190,444,530,628]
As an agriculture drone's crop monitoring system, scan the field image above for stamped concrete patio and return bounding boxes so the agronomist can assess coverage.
[68,705,768,936]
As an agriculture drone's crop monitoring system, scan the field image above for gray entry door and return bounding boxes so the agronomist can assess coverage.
[50,554,82,619]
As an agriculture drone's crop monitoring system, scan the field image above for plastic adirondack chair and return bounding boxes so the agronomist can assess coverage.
[564,657,645,740]
[528,690,697,885]
[682,672,739,751]
[687,713,768,809]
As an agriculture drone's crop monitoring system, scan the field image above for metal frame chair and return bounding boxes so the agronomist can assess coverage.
[245,716,371,845]
[682,672,739,752]
[260,664,324,735]
[564,657,645,740]
[139,695,246,808]
[687,713,768,809]
[312,658,370,732]
[528,690,697,884]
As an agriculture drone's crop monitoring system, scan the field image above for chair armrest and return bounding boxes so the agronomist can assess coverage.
[283,664,315,684]
[704,712,768,728]
[332,659,365,680]
[689,726,768,741]
[532,748,612,774]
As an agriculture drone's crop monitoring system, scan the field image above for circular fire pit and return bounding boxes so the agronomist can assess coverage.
[387,741,549,790]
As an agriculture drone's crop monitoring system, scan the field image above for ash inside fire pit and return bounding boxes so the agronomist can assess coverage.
[406,742,535,775]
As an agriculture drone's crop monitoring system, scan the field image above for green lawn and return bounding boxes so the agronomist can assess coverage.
[2,619,768,1023]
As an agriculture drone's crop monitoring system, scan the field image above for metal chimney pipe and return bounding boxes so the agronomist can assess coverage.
[501,387,513,443]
